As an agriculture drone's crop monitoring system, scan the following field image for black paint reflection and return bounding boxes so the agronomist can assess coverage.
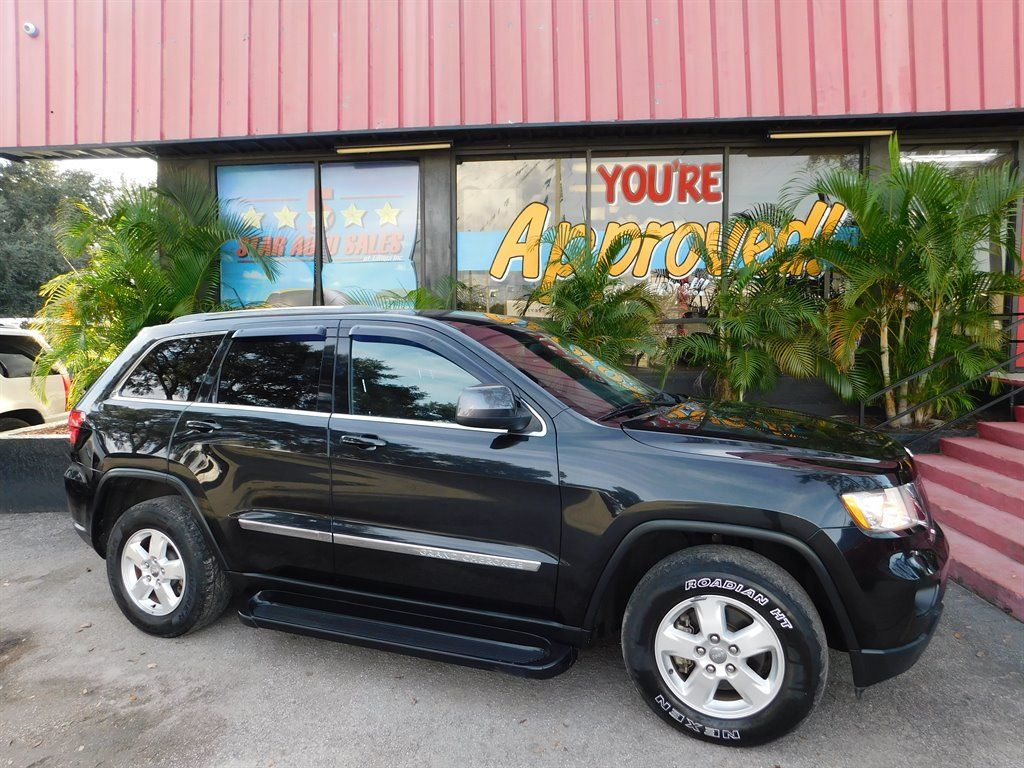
[217,337,323,412]
[120,336,223,401]
[351,340,479,422]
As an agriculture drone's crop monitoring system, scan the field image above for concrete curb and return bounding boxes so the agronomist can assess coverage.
[0,435,69,513]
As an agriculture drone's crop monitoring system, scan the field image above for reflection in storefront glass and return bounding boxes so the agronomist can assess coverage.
[217,163,316,306]
[456,157,587,314]
[320,161,421,304]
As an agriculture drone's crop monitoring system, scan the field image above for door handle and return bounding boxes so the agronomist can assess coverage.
[340,434,387,450]
[185,419,222,433]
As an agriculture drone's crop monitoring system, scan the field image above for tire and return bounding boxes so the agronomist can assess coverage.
[106,496,231,638]
[0,417,30,432]
[621,545,828,747]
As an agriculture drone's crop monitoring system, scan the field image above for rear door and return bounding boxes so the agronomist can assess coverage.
[328,321,561,616]
[169,323,336,582]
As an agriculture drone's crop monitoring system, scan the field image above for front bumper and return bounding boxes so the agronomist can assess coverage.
[849,600,943,687]
[815,519,949,688]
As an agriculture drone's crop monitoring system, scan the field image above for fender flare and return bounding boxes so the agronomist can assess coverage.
[582,520,860,652]
[93,468,230,571]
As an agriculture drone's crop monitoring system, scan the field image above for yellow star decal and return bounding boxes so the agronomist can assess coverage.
[273,205,299,229]
[341,203,366,228]
[241,206,264,228]
[376,201,401,226]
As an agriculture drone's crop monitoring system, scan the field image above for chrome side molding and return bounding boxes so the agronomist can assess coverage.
[331,532,542,572]
[237,511,543,572]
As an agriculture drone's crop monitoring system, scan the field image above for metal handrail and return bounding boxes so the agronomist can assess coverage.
[863,314,1024,405]
[858,314,1024,429]
[904,383,1024,447]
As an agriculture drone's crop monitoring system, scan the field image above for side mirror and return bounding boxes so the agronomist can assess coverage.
[456,385,533,432]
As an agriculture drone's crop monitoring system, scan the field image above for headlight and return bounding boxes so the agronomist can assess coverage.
[840,484,927,533]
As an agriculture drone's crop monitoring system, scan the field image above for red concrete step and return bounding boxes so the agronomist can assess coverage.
[939,436,1024,481]
[977,421,1024,451]
[914,454,1024,519]
[1015,405,1024,423]
[924,481,1024,563]
[943,525,1024,621]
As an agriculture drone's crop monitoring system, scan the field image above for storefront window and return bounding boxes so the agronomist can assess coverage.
[900,144,1017,275]
[456,157,587,313]
[320,161,420,304]
[217,160,421,307]
[589,152,725,318]
[217,163,317,306]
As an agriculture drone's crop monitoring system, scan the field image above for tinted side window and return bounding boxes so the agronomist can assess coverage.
[0,340,36,378]
[217,336,324,412]
[119,336,223,401]
[351,339,480,422]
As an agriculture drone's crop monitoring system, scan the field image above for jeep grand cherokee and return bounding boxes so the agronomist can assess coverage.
[65,308,948,746]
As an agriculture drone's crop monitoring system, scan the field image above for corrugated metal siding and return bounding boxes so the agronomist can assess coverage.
[1,0,1021,151]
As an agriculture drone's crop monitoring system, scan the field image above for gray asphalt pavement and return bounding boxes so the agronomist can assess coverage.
[2,512,1022,768]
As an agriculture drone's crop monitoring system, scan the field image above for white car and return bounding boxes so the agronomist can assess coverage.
[0,325,68,431]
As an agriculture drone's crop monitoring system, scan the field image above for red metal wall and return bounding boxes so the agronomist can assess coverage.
[2,0,1022,151]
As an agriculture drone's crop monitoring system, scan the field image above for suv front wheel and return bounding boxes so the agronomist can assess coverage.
[106,496,232,637]
[621,545,828,746]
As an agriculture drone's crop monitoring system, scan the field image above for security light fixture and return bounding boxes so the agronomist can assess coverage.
[335,142,452,155]
[768,130,894,140]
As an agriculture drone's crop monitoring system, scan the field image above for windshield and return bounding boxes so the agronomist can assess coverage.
[442,314,670,421]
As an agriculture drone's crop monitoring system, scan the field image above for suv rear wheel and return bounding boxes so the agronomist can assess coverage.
[106,496,231,637]
[621,545,828,746]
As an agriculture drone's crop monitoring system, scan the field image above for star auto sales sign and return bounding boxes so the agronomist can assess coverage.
[486,161,847,285]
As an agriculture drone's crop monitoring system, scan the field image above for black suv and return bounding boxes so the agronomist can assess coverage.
[65,308,947,746]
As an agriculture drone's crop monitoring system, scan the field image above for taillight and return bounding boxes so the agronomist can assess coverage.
[61,373,71,410]
[68,409,86,447]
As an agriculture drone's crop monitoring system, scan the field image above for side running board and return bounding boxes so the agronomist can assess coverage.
[238,590,577,679]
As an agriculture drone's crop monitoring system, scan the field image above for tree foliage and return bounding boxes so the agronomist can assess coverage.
[792,136,1024,425]
[520,229,667,368]
[661,207,856,402]
[0,160,113,316]
[32,174,277,404]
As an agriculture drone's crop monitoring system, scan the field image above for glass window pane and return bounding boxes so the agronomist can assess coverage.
[120,336,223,401]
[217,163,316,307]
[588,152,725,318]
[899,144,1017,275]
[351,339,480,422]
[320,161,421,304]
[456,157,587,314]
[217,336,324,412]
[727,146,860,218]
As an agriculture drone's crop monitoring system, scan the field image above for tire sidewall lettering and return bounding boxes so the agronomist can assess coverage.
[683,576,795,631]
[654,695,741,741]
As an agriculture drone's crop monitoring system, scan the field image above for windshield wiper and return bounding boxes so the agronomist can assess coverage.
[599,393,676,421]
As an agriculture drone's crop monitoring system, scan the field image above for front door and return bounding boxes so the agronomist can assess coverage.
[328,322,560,616]
[168,323,335,583]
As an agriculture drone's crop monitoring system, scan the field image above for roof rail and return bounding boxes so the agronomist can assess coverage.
[169,305,396,324]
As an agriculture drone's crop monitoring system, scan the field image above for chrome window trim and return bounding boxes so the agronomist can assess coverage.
[202,401,331,418]
[112,330,227,402]
[106,397,330,419]
[332,401,548,437]
[330,532,542,572]
[106,396,191,409]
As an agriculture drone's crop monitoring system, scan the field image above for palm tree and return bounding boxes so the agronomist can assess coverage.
[520,228,666,368]
[793,136,1024,425]
[32,174,276,404]
[660,208,843,402]
[346,275,482,311]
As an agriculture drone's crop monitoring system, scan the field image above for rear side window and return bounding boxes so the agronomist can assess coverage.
[119,335,223,401]
[217,335,324,412]
[0,339,38,379]
[351,338,480,422]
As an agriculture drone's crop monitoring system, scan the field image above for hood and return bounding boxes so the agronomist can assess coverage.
[623,397,911,471]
